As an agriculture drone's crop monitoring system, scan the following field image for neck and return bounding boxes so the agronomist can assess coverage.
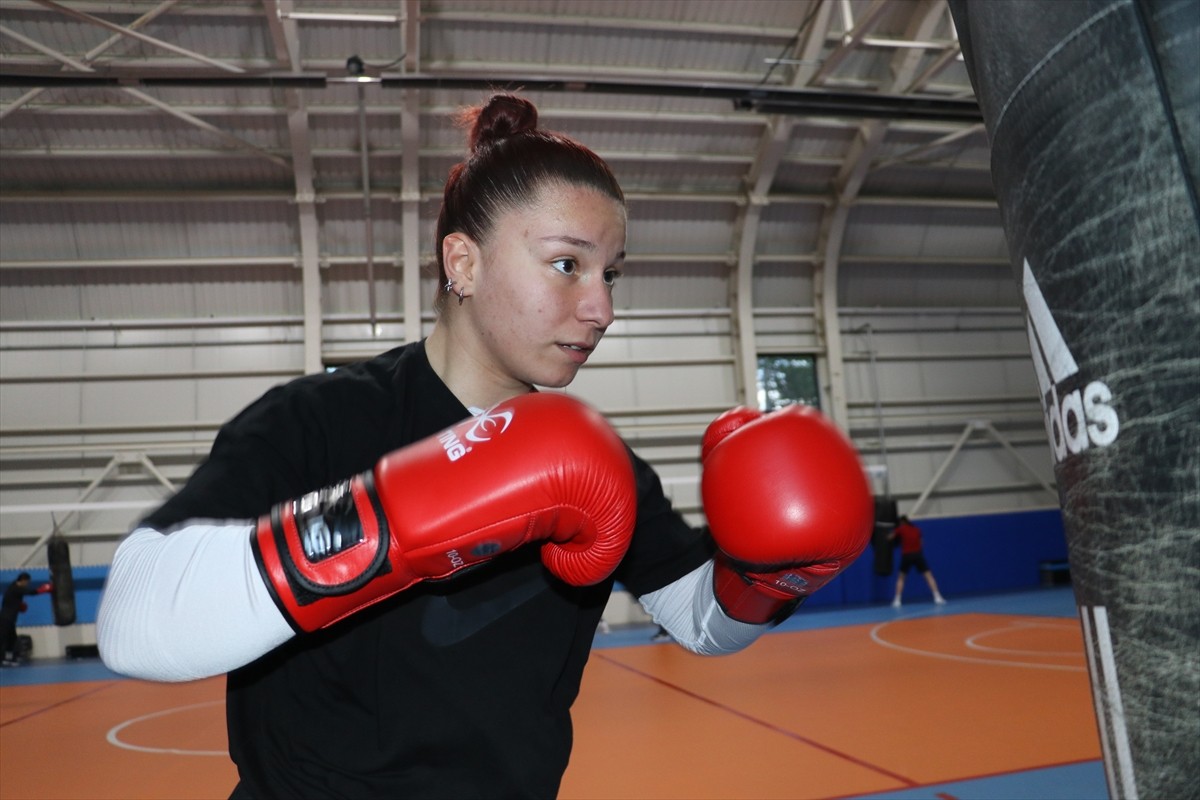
[425,320,532,411]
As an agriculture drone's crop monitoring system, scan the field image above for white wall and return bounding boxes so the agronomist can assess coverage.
[0,259,1055,572]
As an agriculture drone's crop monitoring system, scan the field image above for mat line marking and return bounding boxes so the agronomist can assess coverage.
[594,652,919,788]
[964,619,1081,657]
[106,699,227,756]
[0,681,117,728]
[869,616,1087,671]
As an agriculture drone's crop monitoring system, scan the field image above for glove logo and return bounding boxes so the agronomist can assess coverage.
[465,405,514,443]
[776,573,808,591]
[438,405,514,462]
[437,429,470,462]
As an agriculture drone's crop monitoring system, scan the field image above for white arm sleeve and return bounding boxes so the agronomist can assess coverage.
[97,523,294,683]
[637,560,769,655]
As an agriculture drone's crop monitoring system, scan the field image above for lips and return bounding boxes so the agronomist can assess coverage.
[559,342,594,364]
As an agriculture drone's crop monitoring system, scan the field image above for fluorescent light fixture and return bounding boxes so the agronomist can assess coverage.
[280,12,400,23]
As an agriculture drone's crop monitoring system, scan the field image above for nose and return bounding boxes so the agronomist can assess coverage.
[577,276,615,330]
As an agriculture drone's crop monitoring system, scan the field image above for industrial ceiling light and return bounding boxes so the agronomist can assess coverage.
[344,55,378,84]
[278,11,400,24]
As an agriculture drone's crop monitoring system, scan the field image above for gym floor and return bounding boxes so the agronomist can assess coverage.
[0,587,1108,800]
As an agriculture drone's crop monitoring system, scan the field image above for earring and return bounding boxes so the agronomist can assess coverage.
[457,287,466,305]
[444,277,455,294]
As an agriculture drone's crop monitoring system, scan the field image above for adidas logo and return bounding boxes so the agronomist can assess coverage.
[1023,259,1120,463]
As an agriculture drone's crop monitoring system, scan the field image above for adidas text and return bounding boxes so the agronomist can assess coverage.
[1023,258,1120,463]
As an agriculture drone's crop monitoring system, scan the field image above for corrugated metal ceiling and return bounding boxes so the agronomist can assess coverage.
[0,0,1004,320]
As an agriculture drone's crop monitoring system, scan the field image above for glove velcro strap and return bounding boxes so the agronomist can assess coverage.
[280,471,390,600]
[258,471,391,615]
[712,559,805,625]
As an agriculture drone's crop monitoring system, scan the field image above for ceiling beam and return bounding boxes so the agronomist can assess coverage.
[0,71,982,123]
[400,0,423,344]
[813,0,950,431]
[31,0,246,73]
[1,13,289,168]
[0,0,180,120]
[0,188,995,209]
[0,253,1013,273]
[264,0,323,374]
[728,0,836,408]
[807,0,892,87]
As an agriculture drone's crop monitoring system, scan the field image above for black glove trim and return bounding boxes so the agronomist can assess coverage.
[270,470,392,604]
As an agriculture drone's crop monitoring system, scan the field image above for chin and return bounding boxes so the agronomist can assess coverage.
[532,368,581,390]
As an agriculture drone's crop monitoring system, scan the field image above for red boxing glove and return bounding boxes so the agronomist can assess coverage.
[35,583,52,595]
[701,405,873,624]
[252,392,637,633]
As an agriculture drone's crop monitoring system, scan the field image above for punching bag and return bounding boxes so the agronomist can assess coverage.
[948,1,1199,798]
[872,496,898,576]
[47,534,76,626]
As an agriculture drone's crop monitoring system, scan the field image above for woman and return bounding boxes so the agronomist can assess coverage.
[98,94,870,798]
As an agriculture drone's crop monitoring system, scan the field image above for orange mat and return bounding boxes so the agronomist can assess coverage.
[0,613,1100,800]
[1,677,234,800]
[564,613,1098,799]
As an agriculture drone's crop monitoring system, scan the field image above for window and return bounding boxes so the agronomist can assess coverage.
[756,354,819,411]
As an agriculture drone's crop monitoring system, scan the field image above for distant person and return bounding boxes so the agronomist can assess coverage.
[890,516,946,607]
[1,572,51,666]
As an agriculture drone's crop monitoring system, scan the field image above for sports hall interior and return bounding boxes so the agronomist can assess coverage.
[1,2,1110,799]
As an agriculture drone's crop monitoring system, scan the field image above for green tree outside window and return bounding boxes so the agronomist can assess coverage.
[756,355,819,411]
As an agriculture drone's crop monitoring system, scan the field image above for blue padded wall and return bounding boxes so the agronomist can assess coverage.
[3,508,1069,626]
[806,507,1069,608]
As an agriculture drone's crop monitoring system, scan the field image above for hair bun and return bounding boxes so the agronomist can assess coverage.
[466,93,539,153]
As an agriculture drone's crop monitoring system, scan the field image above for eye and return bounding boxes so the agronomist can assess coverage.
[551,257,577,276]
[603,268,622,287]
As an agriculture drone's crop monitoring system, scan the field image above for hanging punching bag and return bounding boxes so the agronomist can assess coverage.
[47,533,76,626]
[947,2,1199,798]
[872,496,898,577]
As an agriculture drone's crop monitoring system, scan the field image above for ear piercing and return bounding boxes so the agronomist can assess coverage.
[444,277,466,305]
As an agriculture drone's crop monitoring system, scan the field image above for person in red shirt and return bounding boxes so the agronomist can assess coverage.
[889,516,946,608]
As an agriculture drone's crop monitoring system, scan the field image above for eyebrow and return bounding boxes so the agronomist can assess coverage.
[540,235,595,250]
[540,235,626,264]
